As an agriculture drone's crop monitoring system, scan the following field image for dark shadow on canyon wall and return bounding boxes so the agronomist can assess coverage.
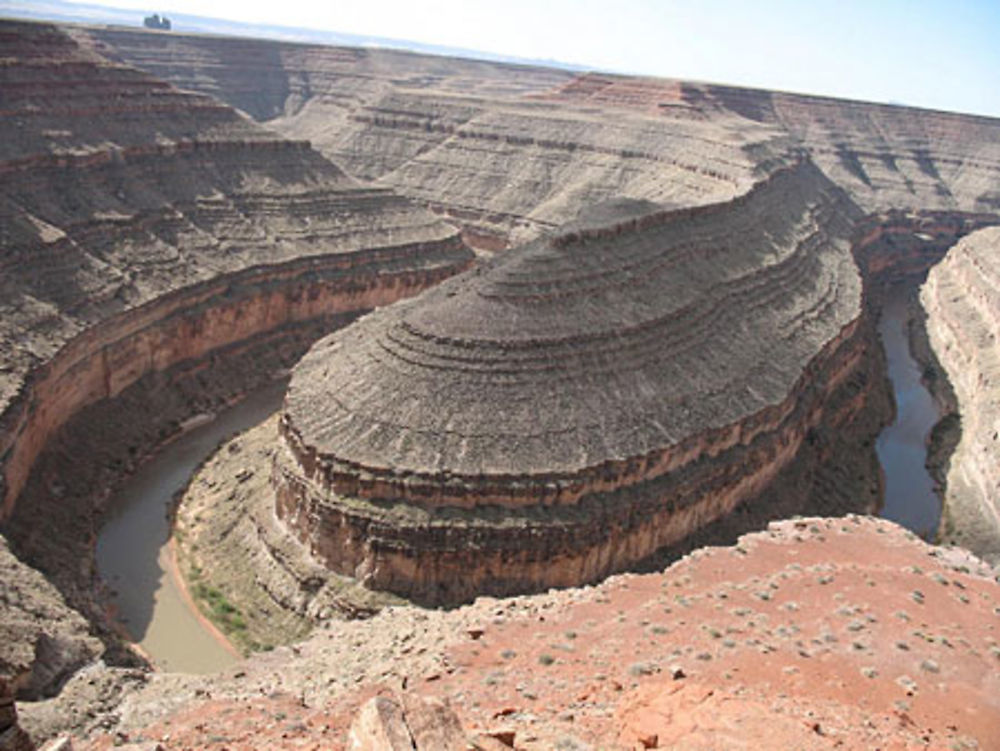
[635,315,891,574]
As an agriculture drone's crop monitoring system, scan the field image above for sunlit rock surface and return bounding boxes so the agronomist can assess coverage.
[274,158,882,603]
[922,226,1000,563]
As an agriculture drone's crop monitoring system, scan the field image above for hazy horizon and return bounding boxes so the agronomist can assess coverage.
[4,0,999,119]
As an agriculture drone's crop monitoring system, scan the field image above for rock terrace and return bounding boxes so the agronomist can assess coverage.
[274,158,876,603]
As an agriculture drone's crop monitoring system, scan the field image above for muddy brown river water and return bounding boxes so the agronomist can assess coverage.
[96,286,944,670]
[96,380,286,673]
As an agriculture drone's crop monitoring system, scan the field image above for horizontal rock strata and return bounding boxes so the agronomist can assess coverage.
[87,31,1000,248]
[852,210,1000,282]
[921,227,1000,563]
[0,21,472,520]
[688,81,1000,214]
[274,159,882,604]
[85,27,780,246]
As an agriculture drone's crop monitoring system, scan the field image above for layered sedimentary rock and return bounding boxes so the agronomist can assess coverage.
[921,227,1000,563]
[273,158,881,604]
[678,80,1000,213]
[84,28,784,247]
[539,74,1000,214]
[852,210,999,282]
[85,31,1000,250]
[0,21,472,521]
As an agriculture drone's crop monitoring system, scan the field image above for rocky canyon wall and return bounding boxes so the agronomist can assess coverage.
[272,160,892,604]
[85,31,1000,250]
[921,227,1000,563]
[0,21,473,522]
[851,210,999,282]
[83,27,784,247]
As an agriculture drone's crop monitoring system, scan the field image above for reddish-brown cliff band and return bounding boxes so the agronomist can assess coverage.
[0,238,471,519]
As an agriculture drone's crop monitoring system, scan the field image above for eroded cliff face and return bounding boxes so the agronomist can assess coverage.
[0,21,473,522]
[685,81,1000,214]
[83,32,1000,252]
[852,210,1000,283]
[83,27,784,248]
[271,160,894,604]
[921,227,1000,563]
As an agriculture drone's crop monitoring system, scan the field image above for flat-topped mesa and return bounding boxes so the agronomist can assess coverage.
[274,159,875,604]
[0,20,472,520]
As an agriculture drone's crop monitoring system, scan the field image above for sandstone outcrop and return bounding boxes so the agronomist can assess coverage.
[272,158,886,604]
[347,694,467,751]
[50,517,1000,750]
[0,19,471,530]
[921,227,1000,563]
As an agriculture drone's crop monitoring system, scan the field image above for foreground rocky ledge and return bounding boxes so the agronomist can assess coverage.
[21,517,998,749]
[921,227,1000,563]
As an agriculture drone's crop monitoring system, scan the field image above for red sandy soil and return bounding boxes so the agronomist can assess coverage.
[79,517,1000,750]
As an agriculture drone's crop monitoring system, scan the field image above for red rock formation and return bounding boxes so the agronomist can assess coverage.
[59,517,1000,750]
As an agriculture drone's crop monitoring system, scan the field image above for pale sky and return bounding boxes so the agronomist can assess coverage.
[50,0,1000,117]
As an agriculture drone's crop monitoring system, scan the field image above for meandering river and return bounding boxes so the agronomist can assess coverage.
[875,285,942,539]
[96,380,286,673]
[96,286,944,670]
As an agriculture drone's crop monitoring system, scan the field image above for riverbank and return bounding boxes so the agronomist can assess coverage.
[96,379,290,672]
[902,289,962,539]
[173,414,406,653]
[171,315,890,639]
[0,317,348,684]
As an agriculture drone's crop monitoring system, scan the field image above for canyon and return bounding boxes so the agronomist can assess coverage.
[0,17,998,750]
[274,158,881,605]
[0,17,471,701]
